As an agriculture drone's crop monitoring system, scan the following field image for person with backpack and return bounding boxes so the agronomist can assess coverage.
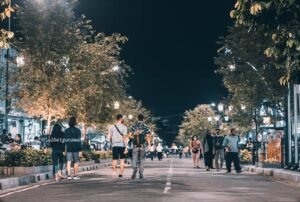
[65,117,82,180]
[50,123,65,181]
[203,129,214,171]
[189,135,202,168]
[214,129,225,171]
[108,114,128,179]
[223,128,242,173]
[129,114,151,180]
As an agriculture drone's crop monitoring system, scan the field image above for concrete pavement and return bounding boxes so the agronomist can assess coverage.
[0,158,299,202]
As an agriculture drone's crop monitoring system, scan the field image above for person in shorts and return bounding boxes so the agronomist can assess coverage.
[108,114,128,178]
[65,117,82,180]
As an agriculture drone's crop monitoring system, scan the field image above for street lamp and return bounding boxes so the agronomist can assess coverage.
[208,117,212,122]
[214,115,220,121]
[229,64,236,71]
[128,114,133,120]
[211,103,216,107]
[16,55,25,67]
[112,65,120,72]
[224,116,229,122]
[218,103,224,112]
[114,101,120,110]
[241,104,246,110]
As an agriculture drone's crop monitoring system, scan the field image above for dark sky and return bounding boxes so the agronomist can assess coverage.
[76,1,234,143]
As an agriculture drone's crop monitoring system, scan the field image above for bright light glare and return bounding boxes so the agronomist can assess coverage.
[208,117,212,122]
[112,65,120,72]
[128,114,133,120]
[218,103,224,112]
[241,104,246,110]
[114,101,120,109]
[229,64,236,71]
[16,56,25,67]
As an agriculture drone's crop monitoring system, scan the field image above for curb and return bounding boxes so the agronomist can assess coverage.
[243,165,300,184]
[0,162,112,191]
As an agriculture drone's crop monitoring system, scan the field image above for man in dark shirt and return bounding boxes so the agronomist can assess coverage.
[129,114,151,180]
[214,129,225,171]
[203,129,214,171]
[65,117,82,180]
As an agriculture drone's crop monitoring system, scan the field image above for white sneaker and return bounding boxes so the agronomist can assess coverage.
[73,176,80,180]
[67,176,72,180]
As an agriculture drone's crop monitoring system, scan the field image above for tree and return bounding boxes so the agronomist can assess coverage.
[13,0,79,134]
[230,0,300,84]
[0,0,14,48]
[177,104,216,145]
[215,26,286,129]
[66,31,129,134]
[118,97,156,132]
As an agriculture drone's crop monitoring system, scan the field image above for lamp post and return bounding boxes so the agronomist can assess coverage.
[4,0,12,132]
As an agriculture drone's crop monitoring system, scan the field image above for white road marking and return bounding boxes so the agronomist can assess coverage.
[163,158,174,194]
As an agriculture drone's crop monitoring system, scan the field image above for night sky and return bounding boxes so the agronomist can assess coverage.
[76,1,235,143]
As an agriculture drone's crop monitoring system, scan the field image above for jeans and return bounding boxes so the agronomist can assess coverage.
[52,150,64,175]
[225,152,241,172]
[132,147,145,176]
[215,149,225,170]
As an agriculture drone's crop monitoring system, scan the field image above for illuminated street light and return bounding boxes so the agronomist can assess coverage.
[114,101,120,109]
[218,103,224,112]
[208,117,212,122]
[16,55,25,67]
[229,64,236,71]
[128,114,133,120]
[211,103,216,107]
[224,116,229,122]
[215,115,220,121]
[229,105,233,112]
[112,65,120,72]
[241,104,246,110]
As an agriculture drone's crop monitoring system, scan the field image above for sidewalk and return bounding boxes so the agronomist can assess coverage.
[243,165,300,184]
[0,160,112,191]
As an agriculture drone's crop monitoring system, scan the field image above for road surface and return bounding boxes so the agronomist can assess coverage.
[0,158,299,202]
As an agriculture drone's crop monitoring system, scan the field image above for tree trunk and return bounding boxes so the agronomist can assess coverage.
[47,113,52,135]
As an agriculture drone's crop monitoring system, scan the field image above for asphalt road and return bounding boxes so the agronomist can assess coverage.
[0,158,299,202]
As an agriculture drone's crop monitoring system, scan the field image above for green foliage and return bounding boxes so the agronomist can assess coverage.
[81,151,112,161]
[230,0,300,84]
[215,26,285,128]
[177,104,216,144]
[4,149,52,167]
[0,0,14,48]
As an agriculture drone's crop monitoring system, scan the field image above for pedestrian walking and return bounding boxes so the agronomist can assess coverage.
[178,146,183,159]
[108,114,128,179]
[129,114,151,180]
[50,123,66,181]
[65,117,82,180]
[223,128,242,173]
[214,129,225,171]
[203,130,214,171]
[189,135,202,168]
[149,144,155,161]
[156,143,163,161]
